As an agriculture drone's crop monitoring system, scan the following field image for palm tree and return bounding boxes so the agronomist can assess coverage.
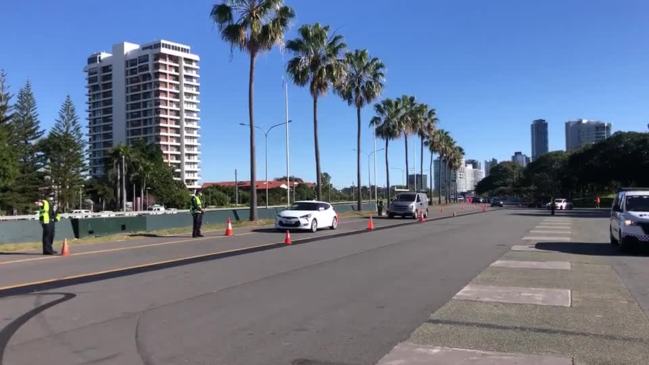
[448,146,464,201]
[336,49,385,210]
[415,105,437,191]
[211,0,294,220]
[286,23,346,200]
[434,130,452,203]
[395,95,417,190]
[425,127,442,199]
[370,98,400,200]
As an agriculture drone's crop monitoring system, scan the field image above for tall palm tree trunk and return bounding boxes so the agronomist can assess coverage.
[356,107,362,211]
[313,95,322,200]
[404,134,409,190]
[385,139,390,200]
[248,53,258,221]
[429,150,433,199]
[419,136,424,192]
[438,156,442,204]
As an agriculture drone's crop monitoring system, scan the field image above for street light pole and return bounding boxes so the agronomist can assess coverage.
[368,148,384,204]
[240,121,292,208]
[284,79,291,208]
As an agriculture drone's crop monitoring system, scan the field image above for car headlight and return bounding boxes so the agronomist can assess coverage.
[624,219,637,226]
[300,214,311,219]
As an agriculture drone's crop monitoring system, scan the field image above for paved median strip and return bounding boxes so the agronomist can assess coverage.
[511,245,551,252]
[376,343,573,365]
[453,284,571,307]
[523,236,571,241]
[491,260,571,270]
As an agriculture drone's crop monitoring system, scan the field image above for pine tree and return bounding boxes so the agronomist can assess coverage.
[0,70,18,213]
[7,81,45,213]
[44,96,86,211]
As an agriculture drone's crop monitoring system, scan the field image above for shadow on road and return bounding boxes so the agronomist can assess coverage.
[0,252,41,256]
[535,241,649,257]
[128,233,189,238]
[509,209,609,219]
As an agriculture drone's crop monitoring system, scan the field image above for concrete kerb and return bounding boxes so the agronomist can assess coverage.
[0,207,494,298]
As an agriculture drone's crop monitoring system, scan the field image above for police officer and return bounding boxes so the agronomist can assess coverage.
[36,197,58,255]
[377,199,384,217]
[190,189,204,238]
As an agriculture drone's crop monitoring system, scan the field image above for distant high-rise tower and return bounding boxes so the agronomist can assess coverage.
[531,119,548,160]
[512,152,530,168]
[565,119,611,152]
[85,40,201,189]
[484,158,498,176]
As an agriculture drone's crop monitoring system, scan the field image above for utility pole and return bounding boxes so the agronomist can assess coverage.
[284,78,291,207]
[235,169,238,205]
[121,154,126,212]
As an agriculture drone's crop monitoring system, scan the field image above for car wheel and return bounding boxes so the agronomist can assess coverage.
[620,234,636,252]
[388,213,394,219]
[310,219,318,233]
[610,227,619,246]
[330,217,338,230]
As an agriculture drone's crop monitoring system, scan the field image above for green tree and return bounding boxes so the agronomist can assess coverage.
[475,161,522,196]
[415,104,437,191]
[211,0,295,221]
[519,151,567,203]
[286,23,347,200]
[6,81,44,213]
[370,98,401,199]
[336,49,385,210]
[43,96,86,211]
[0,70,18,213]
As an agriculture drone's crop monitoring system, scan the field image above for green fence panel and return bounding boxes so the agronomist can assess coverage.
[0,219,76,245]
[74,216,147,239]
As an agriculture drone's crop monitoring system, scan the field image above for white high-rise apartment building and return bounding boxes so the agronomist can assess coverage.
[85,40,201,189]
[565,119,611,152]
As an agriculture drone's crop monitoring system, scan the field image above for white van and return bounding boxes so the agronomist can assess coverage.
[387,192,429,219]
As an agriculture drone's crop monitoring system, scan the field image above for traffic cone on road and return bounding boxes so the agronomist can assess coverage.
[367,216,375,231]
[482,204,487,212]
[284,230,292,245]
[61,239,70,256]
[224,217,234,236]
[418,210,425,223]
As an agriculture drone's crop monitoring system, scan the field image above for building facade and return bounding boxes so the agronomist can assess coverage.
[85,40,201,189]
[484,158,498,177]
[565,119,611,152]
[511,151,530,168]
[531,119,548,160]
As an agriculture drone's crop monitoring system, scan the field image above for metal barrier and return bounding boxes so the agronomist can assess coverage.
[0,202,376,244]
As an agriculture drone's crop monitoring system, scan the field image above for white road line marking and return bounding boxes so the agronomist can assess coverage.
[523,236,571,241]
[454,284,571,307]
[377,343,573,365]
[491,260,571,270]
[529,230,572,234]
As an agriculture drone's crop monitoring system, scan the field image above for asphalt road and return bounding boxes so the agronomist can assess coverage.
[0,209,570,364]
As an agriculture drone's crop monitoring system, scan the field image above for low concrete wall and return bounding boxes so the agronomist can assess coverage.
[0,219,77,245]
[0,202,376,244]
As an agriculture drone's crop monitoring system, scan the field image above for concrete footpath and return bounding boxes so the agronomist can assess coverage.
[0,204,488,295]
[378,210,649,365]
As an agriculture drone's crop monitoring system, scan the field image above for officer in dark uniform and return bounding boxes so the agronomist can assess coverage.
[36,197,58,255]
[190,189,204,238]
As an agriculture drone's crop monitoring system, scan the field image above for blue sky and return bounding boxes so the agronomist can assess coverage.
[1,0,648,188]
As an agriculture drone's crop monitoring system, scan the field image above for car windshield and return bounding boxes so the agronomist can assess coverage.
[626,195,649,212]
[290,202,320,211]
[395,194,416,201]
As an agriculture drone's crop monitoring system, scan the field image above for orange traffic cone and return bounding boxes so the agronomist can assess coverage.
[224,217,234,236]
[61,239,70,256]
[284,230,292,245]
[367,216,375,231]
[418,210,425,223]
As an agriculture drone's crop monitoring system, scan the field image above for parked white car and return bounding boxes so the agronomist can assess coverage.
[70,209,92,218]
[546,198,573,210]
[275,201,338,233]
[148,205,166,215]
[387,192,429,219]
[610,188,649,250]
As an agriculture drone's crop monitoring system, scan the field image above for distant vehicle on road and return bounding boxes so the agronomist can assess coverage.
[490,198,504,207]
[148,205,166,214]
[98,211,115,217]
[70,209,92,218]
[472,197,486,204]
[610,188,649,250]
[275,201,338,233]
[387,192,429,219]
[546,199,573,210]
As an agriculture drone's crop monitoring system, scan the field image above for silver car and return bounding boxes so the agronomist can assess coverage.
[387,192,429,219]
[610,188,649,250]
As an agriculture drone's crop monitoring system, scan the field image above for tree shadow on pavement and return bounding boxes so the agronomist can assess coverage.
[535,241,649,257]
[509,210,609,219]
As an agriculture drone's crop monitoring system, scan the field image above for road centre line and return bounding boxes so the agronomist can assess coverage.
[523,236,571,241]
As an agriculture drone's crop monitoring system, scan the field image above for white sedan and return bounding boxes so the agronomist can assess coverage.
[275,201,338,233]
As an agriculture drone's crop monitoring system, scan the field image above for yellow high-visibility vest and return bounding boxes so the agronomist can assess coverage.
[39,199,50,224]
